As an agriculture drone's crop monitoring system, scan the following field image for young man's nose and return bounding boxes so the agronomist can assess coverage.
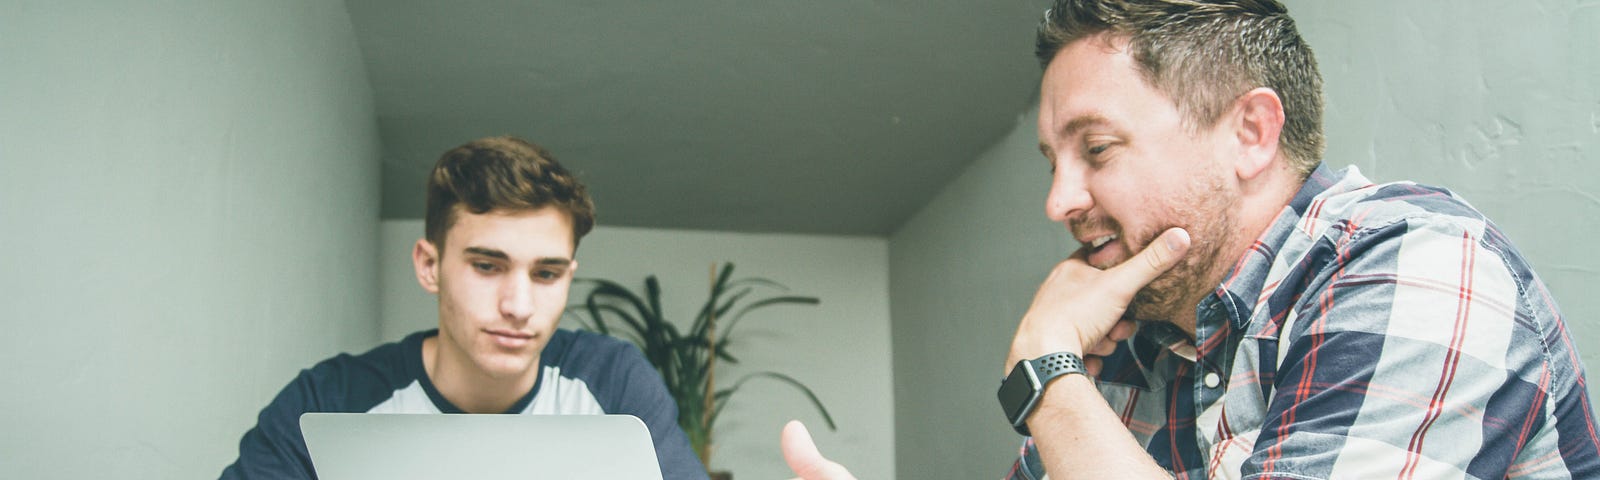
[499,277,537,323]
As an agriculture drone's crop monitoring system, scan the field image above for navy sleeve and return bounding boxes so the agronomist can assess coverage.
[597,339,711,480]
[217,369,321,480]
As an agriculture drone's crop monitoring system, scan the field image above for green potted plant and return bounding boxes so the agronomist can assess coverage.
[569,262,837,478]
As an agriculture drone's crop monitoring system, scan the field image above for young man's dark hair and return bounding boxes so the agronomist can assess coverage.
[423,136,595,251]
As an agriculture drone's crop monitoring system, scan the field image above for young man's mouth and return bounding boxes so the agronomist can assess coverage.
[485,329,535,348]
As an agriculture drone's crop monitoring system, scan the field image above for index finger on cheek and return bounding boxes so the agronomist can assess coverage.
[1110,227,1190,291]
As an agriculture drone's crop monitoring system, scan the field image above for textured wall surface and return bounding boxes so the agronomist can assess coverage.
[888,0,1600,477]
[379,221,897,479]
[0,1,381,478]
[1293,0,1600,374]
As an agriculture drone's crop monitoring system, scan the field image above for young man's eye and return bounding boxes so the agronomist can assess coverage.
[472,262,501,274]
[533,270,562,281]
[1087,144,1109,156]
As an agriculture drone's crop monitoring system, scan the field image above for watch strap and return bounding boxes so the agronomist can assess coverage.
[1032,352,1085,383]
[1012,352,1086,436]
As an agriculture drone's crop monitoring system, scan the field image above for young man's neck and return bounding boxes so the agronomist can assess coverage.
[420,335,540,414]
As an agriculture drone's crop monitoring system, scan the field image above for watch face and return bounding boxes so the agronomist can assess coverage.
[997,360,1039,421]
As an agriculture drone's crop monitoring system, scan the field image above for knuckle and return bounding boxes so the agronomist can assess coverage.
[1143,248,1166,271]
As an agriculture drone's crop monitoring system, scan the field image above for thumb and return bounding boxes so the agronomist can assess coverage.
[1110,227,1190,290]
[780,420,856,480]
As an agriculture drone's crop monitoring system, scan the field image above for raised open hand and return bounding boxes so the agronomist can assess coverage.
[780,420,857,480]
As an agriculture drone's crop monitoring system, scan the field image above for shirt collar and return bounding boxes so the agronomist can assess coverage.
[1118,163,1373,380]
[1196,163,1370,341]
[1153,163,1358,364]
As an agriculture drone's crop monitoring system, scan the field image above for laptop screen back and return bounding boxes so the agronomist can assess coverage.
[300,413,664,480]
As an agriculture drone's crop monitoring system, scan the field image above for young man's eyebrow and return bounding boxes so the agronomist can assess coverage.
[536,258,573,267]
[462,247,509,260]
[463,247,572,267]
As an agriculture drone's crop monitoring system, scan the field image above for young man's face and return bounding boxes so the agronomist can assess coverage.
[1036,35,1241,322]
[416,206,577,380]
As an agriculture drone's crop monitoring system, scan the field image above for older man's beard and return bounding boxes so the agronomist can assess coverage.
[1127,243,1219,321]
[1125,188,1238,323]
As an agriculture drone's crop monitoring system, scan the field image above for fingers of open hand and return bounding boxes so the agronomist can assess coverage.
[781,421,857,480]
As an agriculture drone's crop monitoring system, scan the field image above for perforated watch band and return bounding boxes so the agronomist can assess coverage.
[1008,352,1086,436]
[1032,352,1085,383]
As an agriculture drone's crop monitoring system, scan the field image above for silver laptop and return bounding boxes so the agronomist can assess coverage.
[300,413,664,480]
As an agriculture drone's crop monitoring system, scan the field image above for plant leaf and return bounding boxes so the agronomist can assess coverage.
[709,371,836,431]
[723,277,786,292]
[720,295,822,340]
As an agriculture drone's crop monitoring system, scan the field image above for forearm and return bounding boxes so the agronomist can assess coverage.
[1028,375,1171,480]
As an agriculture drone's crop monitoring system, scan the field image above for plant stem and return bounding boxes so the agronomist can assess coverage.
[700,262,718,468]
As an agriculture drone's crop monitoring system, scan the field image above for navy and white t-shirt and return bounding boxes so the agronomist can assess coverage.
[219,329,708,479]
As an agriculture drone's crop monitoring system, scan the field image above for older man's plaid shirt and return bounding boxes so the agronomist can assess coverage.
[1006,165,1600,479]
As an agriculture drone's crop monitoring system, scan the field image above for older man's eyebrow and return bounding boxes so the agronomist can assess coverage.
[1055,114,1111,140]
[1039,114,1113,156]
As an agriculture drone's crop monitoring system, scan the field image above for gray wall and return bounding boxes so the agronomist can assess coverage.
[887,0,1600,477]
[889,110,1059,478]
[0,2,381,478]
[378,221,897,479]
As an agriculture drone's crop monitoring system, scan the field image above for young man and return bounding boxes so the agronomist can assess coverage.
[784,1,1599,479]
[220,136,708,479]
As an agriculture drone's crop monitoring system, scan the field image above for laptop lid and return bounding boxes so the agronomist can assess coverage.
[300,413,664,480]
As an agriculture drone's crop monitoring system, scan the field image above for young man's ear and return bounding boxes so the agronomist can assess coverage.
[413,239,441,294]
[1230,87,1286,181]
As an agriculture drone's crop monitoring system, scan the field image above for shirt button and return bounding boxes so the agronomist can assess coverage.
[1203,372,1221,389]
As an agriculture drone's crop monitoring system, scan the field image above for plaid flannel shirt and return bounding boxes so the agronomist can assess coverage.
[1007,165,1600,479]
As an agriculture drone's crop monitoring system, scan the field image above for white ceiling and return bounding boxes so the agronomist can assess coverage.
[348,0,1049,235]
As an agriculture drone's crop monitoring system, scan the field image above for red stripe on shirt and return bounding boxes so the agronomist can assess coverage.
[1169,363,1191,479]
[1401,231,1476,478]
[1120,389,1141,426]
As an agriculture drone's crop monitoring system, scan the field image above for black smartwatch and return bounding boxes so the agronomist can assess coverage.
[996,352,1086,436]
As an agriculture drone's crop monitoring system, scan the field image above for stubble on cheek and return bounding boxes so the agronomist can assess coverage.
[1123,181,1235,323]
[1127,263,1194,321]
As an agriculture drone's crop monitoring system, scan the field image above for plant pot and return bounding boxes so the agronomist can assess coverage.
[709,470,733,480]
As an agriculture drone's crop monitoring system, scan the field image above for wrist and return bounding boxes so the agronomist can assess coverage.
[1008,334,1083,368]
[997,351,1088,436]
